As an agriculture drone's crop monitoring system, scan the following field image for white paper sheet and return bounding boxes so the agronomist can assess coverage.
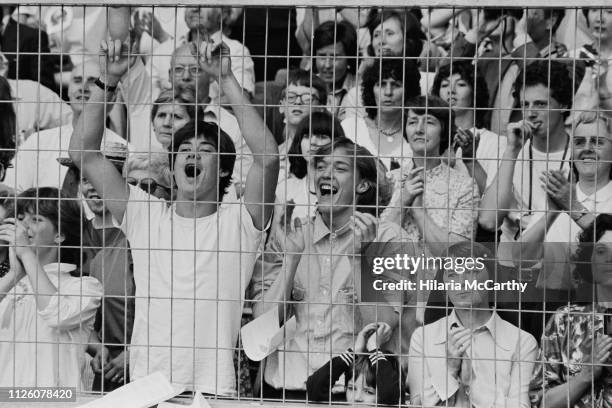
[78,372,185,408]
[241,307,297,361]
[158,392,211,408]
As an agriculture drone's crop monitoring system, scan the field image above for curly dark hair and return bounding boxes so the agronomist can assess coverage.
[574,214,612,284]
[512,60,573,119]
[361,59,421,120]
[366,9,425,59]
[288,111,346,179]
[431,61,490,129]
[405,95,456,155]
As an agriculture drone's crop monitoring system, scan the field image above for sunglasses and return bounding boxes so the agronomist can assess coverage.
[127,178,171,195]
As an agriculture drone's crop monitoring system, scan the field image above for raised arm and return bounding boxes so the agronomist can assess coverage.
[479,121,531,232]
[69,40,136,224]
[193,40,279,230]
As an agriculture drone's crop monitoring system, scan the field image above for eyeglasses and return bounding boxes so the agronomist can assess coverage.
[173,65,200,76]
[285,92,319,104]
[573,136,612,148]
[127,178,171,195]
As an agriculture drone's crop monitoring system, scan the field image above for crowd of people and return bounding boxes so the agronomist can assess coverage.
[0,4,612,407]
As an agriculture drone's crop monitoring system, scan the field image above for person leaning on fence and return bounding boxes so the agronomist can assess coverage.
[529,214,612,408]
[249,137,417,399]
[0,187,103,389]
[408,241,538,408]
[68,36,278,395]
[306,322,403,405]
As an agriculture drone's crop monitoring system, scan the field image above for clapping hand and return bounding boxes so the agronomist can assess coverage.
[454,128,479,160]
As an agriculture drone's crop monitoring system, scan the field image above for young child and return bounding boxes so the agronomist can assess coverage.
[306,322,403,404]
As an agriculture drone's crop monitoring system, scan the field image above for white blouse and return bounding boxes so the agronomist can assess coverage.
[0,263,102,389]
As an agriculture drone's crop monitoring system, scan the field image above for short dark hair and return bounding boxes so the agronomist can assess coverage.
[280,69,328,105]
[575,214,612,284]
[405,95,456,155]
[366,9,425,59]
[313,20,358,73]
[288,111,346,179]
[168,120,236,201]
[431,61,490,129]
[512,60,573,119]
[17,187,86,268]
[0,76,16,179]
[361,59,421,120]
[347,352,403,405]
[314,138,393,216]
[544,8,566,33]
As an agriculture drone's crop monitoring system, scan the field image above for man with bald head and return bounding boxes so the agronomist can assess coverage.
[4,57,130,192]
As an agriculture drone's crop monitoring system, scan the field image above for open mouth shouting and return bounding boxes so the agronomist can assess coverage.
[184,163,203,179]
[319,182,339,196]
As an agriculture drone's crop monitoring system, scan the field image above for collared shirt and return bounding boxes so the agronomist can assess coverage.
[383,162,480,242]
[257,212,414,390]
[327,73,356,122]
[409,310,538,408]
[530,303,612,408]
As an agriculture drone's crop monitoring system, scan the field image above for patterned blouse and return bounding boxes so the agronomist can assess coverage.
[382,162,480,242]
[530,304,612,408]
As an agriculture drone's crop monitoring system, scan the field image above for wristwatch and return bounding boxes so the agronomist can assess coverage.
[94,77,118,93]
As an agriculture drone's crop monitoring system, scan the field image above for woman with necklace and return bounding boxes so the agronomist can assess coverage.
[341,58,421,171]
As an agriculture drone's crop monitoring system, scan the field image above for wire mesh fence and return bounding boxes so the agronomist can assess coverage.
[0,3,611,407]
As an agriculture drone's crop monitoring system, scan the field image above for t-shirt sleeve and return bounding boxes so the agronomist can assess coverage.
[119,184,166,243]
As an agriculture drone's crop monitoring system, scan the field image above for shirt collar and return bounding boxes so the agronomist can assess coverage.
[43,263,77,276]
[435,310,512,351]
[577,180,612,205]
[312,211,352,244]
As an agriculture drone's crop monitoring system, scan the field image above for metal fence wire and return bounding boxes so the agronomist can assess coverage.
[0,3,612,407]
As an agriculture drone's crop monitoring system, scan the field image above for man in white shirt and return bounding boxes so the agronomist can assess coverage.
[479,60,574,267]
[4,57,129,192]
[68,26,278,397]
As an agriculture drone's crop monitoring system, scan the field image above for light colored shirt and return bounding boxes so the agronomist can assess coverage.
[454,127,507,189]
[4,124,129,192]
[341,116,413,171]
[253,212,413,391]
[9,78,72,141]
[409,310,538,408]
[0,263,102,389]
[384,162,480,242]
[120,185,266,395]
[498,138,571,266]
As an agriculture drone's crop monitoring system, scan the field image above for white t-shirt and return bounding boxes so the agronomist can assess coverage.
[120,185,266,395]
[341,116,413,171]
[498,138,571,265]
[0,263,102,389]
[454,127,508,189]
[4,124,129,192]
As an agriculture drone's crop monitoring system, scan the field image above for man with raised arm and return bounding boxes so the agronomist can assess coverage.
[69,36,279,395]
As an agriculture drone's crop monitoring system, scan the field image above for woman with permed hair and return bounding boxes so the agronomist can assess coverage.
[341,58,421,171]
[431,60,507,192]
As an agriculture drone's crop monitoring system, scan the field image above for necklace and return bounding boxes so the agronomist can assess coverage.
[380,126,401,143]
